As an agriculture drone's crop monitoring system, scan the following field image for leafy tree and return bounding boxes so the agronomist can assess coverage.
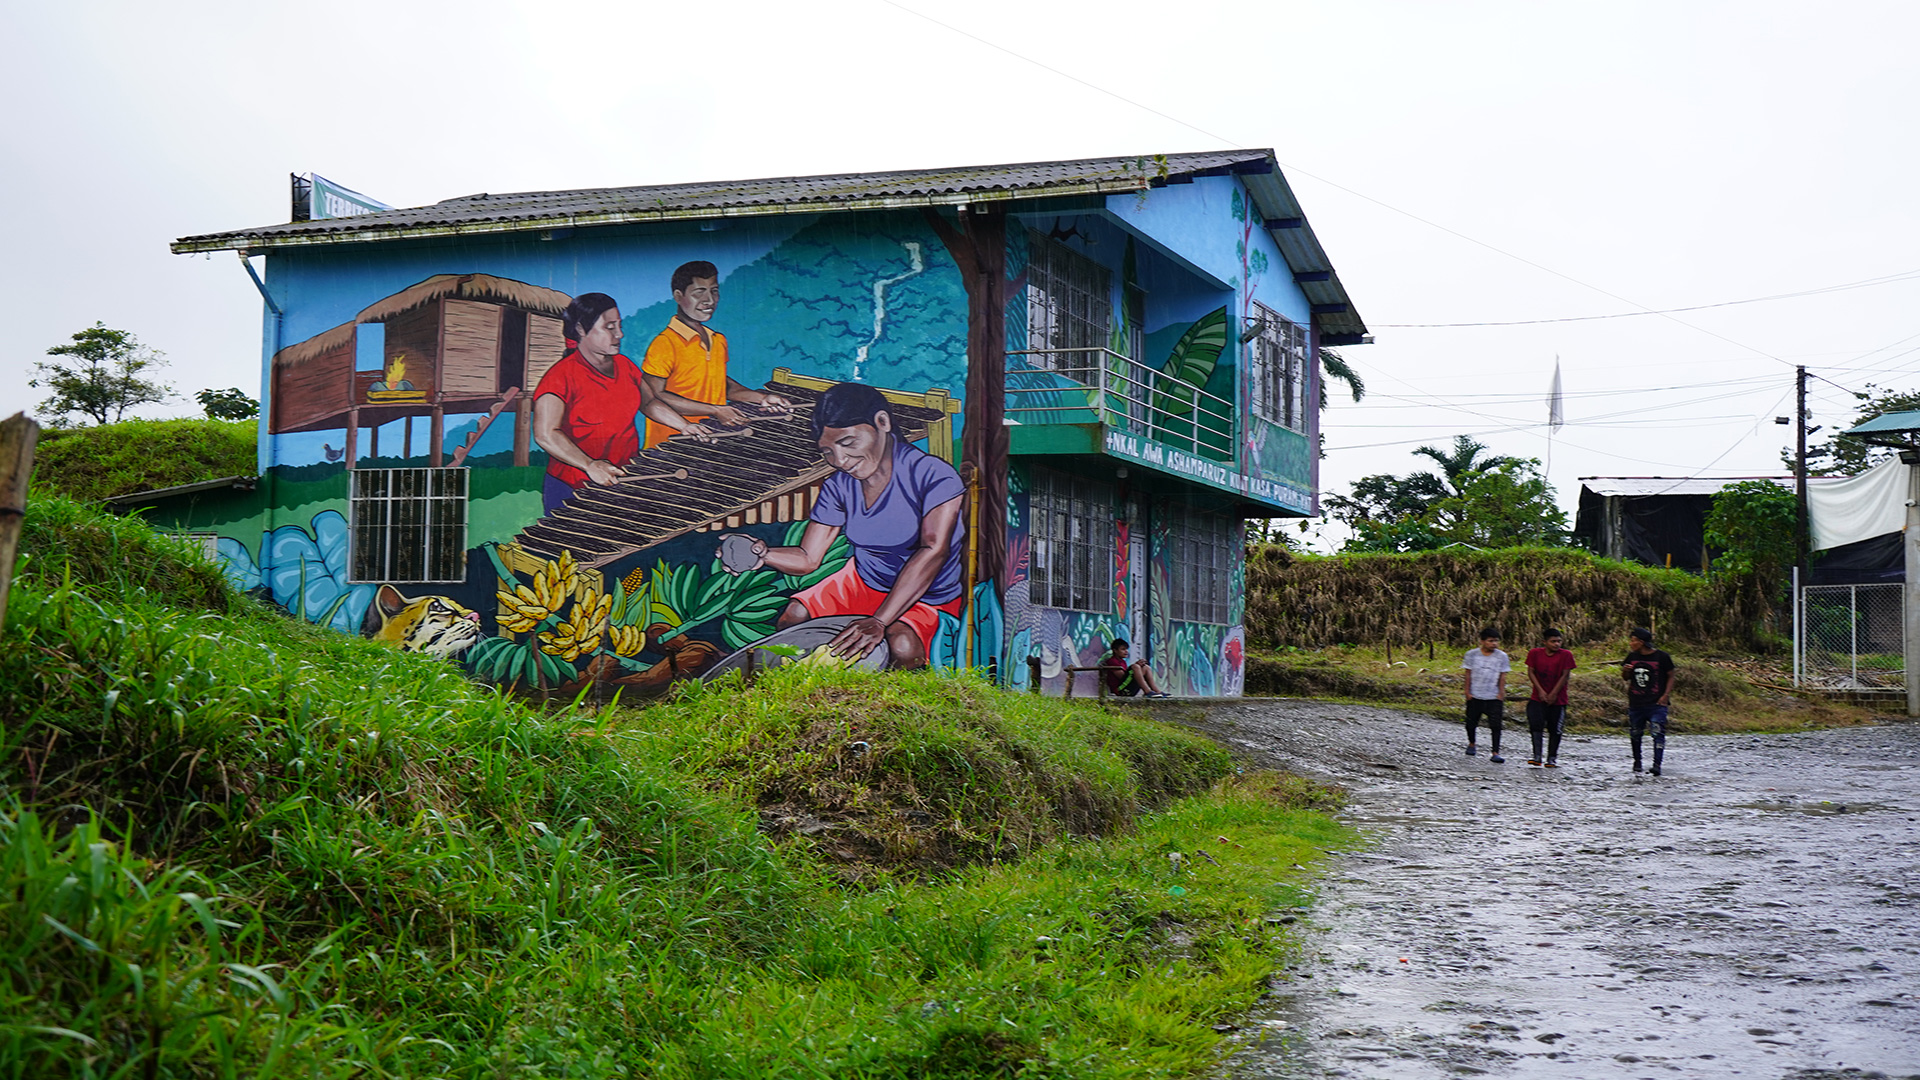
[1422,461,1568,548]
[30,323,172,426]
[1323,435,1523,529]
[1792,384,1920,476]
[1326,436,1565,553]
[195,387,260,421]
[1704,480,1797,579]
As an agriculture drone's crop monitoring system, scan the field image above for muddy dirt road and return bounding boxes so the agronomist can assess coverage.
[1174,702,1920,1079]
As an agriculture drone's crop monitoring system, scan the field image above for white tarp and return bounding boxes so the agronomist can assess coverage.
[1808,456,1908,551]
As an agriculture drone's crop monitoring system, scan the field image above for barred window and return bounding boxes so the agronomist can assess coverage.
[1170,507,1236,625]
[1026,231,1111,372]
[1249,302,1311,432]
[1029,467,1114,613]
[350,468,469,583]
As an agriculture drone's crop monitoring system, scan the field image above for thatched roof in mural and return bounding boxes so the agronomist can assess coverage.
[271,274,574,370]
[272,320,357,370]
[355,273,572,324]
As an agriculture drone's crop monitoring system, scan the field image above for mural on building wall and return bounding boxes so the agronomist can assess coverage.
[198,216,984,695]
[185,196,1293,700]
[1229,185,1315,505]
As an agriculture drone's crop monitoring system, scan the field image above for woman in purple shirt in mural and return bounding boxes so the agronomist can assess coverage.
[719,382,967,668]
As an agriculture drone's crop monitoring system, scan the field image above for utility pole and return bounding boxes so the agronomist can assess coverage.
[1796,365,1809,584]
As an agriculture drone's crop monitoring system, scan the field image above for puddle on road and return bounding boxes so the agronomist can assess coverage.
[1175,704,1920,1079]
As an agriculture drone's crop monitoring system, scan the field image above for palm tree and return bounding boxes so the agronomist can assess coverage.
[1411,435,1524,498]
[1319,347,1366,408]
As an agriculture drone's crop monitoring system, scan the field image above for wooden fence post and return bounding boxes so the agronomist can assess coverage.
[0,412,42,634]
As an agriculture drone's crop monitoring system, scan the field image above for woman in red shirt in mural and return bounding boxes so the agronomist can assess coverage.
[531,292,689,515]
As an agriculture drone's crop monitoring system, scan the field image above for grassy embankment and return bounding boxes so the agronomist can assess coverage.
[0,494,1347,1078]
[30,418,257,502]
[1242,544,1890,733]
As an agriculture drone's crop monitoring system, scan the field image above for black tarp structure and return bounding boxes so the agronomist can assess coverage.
[1573,476,1904,582]
[1573,482,1719,571]
[1807,532,1905,585]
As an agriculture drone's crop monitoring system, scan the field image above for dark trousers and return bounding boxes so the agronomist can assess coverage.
[1527,700,1566,761]
[1465,698,1503,750]
[1628,704,1668,766]
[542,474,579,515]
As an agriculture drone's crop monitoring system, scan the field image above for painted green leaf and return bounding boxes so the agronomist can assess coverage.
[1153,306,1229,418]
[723,619,779,651]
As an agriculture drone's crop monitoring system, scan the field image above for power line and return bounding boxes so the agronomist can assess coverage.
[1353,373,1780,406]
[874,0,1797,370]
[1373,267,1920,328]
[872,0,1239,147]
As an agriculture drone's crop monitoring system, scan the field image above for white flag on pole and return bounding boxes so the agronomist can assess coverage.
[1548,356,1565,431]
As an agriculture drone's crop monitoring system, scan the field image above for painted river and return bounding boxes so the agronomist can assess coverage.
[1171,702,1920,1079]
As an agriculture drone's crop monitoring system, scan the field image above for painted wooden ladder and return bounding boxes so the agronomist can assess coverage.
[447,388,521,469]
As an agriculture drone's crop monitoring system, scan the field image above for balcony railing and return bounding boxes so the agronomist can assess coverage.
[1005,347,1235,461]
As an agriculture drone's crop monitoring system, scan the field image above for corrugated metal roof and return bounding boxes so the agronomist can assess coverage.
[104,475,257,510]
[170,150,1366,340]
[1578,475,1841,497]
[1846,409,1920,435]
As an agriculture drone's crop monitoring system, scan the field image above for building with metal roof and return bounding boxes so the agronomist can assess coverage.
[167,149,1370,699]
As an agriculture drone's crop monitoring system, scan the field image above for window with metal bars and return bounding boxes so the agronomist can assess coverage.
[1248,302,1311,432]
[1169,506,1236,625]
[349,468,469,583]
[1026,231,1112,374]
[1028,467,1114,614]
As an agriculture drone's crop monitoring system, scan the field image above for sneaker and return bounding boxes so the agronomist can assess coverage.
[1489,754,1506,764]
[1632,762,1644,774]
[1466,745,1477,756]
[1145,691,1171,699]
[1649,765,1661,776]
[1545,759,1559,768]
[1527,759,1542,766]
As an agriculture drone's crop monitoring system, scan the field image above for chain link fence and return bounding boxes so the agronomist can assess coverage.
[1797,583,1904,692]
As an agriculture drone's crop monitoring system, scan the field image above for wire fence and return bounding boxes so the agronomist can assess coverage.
[1797,583,1904,692]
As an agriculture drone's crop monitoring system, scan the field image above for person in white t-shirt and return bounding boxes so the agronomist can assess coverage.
[1461,627,1512,763]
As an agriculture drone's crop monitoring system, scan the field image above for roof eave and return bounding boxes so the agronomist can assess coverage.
[104,475,258,510]
[170,179,1151,255]
[1239,169,1369,342]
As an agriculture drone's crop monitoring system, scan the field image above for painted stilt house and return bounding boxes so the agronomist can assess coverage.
[163,151,1368,697]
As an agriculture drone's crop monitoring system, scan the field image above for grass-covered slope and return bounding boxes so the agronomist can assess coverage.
[1,497,1346,1078]
[1245,544,1765,652]
[29,418,256,502]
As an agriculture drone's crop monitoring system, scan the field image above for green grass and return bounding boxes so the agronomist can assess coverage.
[14,492,234,613]
[622,667,1235,876]
[1,499,1347,1078]
[29,419,256,503]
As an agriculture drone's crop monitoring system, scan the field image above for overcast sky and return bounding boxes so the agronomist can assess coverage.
[5,1,1916,547]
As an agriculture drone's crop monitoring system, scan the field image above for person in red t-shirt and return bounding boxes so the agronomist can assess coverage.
[531,292,686,514]
[1100,639,1169,698]
[1525,627,1577,767]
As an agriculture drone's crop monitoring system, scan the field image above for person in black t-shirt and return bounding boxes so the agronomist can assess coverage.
[1620,627,1676,775]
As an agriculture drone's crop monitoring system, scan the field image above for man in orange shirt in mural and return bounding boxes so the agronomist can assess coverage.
[640,260,792,445]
